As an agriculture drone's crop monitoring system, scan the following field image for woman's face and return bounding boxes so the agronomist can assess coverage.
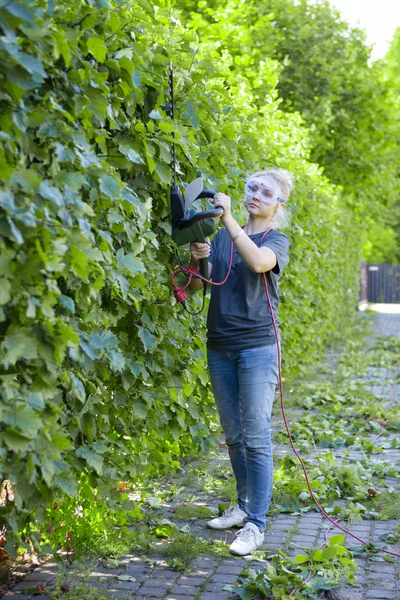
[244,175,283,218]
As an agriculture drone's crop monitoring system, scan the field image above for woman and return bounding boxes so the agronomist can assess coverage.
[189,168,292,556]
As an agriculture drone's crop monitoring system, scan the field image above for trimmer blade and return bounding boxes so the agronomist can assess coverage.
[184,177,204,216]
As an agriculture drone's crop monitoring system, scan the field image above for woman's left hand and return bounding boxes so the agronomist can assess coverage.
[212,192,232,223]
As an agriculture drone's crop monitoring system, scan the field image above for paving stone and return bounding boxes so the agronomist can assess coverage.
[141,579,174,589]
[176,575,207,585]
[169,584,203,595]
[365,590,397,599]
[150,570,179,581]
[215,565,243,575]
[210,573,238,585]
[21,570,57,583]
[262,535,287,545]
[135,596,165,600]
[1,595,35,600]
[138,585,173,597]
[368,564,398,574]
[105,589,136,599]
[290,535,317,544]
[220,558,247,566]
[198,594,230,600]
[342,593,363,600]
[185,568,214,577]
[165,596,194,600]
[191,559,218,568]
[107,580,141,592]
[366,579,397,589]
[6,583,42,593]
[368,571,398,580]
[126,564,152,574]
[204,582,231,593]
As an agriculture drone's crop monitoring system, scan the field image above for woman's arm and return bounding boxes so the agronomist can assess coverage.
[222,214,277,273]
[189,242,213,291]
[212,193,277,273]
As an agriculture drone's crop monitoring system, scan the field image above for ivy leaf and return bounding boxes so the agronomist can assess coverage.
[4,404,42,437]
[0,279,11,305]
[0,191,16,212]
[236,588,254,600]
[2,327,38,364]
[155,163,171,184]
[138,327,158,352]
[3,428,33,452]
[59,294,75,313]
[99,175,121,198]
[70,245,89,278]
[69,373,86,403]
[76,447,104,474]
[312,548,324,562]
[87,36,107,62]
[11,168,41,192]
[149,109,162,119]
[38,181,64,206]
[25,393,45,411]
[328,534,345,546]
[119,56,141,88]
[51,432,71,451]
[1,39,47,78]
[119,145,144,164]
[293,554,310,564]
[117,251,145,275]
[7,218,24,245]
[321,545,338,560]
[132,70,141,89]
[110,351,125,372]
[4,2,35,23]
[55,473,78,496]
[132,400,147,419]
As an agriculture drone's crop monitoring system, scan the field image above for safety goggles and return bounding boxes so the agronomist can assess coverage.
[245,180,284,205]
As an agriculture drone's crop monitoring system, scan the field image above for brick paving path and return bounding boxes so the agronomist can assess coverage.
[2,311,400,600]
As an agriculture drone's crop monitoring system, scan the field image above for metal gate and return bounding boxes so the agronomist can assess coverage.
[364,264,400,303]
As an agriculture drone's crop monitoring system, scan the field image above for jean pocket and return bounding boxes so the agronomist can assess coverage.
[241,345,279,384]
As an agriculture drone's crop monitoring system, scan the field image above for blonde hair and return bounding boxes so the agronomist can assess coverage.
[246,168,294,229]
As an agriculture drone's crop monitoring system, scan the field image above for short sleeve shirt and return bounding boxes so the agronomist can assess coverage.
[206,227,289,352]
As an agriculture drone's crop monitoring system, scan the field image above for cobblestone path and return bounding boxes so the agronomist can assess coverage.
[3,311,400,600]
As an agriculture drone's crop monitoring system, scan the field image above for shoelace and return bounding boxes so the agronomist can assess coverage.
[236,525,257,543]
[222,505,237,517]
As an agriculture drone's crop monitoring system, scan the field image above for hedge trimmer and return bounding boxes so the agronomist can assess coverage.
[168,60,223,313]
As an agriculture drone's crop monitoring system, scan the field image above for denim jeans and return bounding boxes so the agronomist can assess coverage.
[207,344,279,532]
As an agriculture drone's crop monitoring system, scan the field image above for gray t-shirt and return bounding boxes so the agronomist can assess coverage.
[207,227,289,352]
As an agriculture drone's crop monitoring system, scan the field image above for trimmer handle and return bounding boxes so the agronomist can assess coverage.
[196,190,217,200]
[199,257,209,281]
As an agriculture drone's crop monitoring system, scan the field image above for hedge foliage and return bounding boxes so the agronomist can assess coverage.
[179,0,400,258]
[0,0,376,550]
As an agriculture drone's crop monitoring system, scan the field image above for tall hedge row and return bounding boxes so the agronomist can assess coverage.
[178,0,400,261]
[0,0,361,549]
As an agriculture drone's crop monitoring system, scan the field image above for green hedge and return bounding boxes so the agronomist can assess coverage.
[0,0,360,551]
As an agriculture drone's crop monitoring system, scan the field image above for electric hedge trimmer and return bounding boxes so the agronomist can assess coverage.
[169,61,223,311]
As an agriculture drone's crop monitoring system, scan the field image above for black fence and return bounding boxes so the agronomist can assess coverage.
[361,263,400,304]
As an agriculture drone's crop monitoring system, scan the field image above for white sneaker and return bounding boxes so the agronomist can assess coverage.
[207,505,247,530]
[229,522,264,556]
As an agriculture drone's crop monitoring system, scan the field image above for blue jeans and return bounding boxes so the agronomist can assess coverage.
[207,344,279,532]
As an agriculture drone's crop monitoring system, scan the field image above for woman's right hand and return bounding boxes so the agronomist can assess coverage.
[190,239,211,262]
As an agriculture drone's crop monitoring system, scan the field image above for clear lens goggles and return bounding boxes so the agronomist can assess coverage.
[245,180,283,205]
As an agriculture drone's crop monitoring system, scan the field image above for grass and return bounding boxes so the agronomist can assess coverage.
[173,504,215,519]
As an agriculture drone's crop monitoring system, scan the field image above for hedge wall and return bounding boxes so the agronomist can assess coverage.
[0,0,361,549]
